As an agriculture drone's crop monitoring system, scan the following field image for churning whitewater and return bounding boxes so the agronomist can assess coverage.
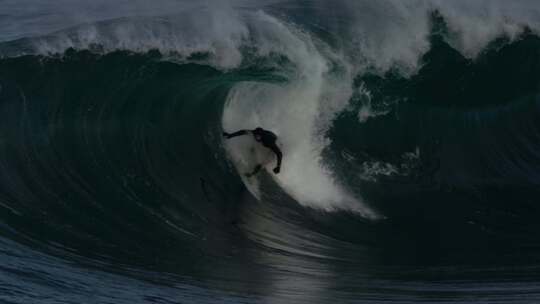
[2,1,540,303]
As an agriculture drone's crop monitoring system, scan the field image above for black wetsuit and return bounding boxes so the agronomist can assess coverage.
[223,128,282,174]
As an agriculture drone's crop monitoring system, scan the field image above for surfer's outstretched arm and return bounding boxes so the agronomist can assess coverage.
[223,130,250,139]
[268,144,282,174]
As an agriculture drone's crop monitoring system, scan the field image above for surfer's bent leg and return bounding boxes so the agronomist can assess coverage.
[246,164,263,177]
[268,143,282,173]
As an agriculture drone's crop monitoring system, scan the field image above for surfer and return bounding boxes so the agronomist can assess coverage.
[223,127,282,176]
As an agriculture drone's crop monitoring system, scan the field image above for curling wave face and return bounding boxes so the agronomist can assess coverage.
[2,1,540,303]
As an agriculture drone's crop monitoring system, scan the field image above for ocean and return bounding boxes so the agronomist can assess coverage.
[2,1,540,303]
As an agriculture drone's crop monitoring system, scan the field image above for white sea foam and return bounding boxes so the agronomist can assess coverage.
[5,1,540,70]
[352,84,391,123]
[26,9,250,69]
[293,0,540,75]
[221,12,379,218]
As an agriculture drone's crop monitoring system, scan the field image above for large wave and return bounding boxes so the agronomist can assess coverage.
[2,1,540,303]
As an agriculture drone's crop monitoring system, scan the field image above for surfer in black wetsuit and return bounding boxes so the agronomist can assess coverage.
[223,127,282,177]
